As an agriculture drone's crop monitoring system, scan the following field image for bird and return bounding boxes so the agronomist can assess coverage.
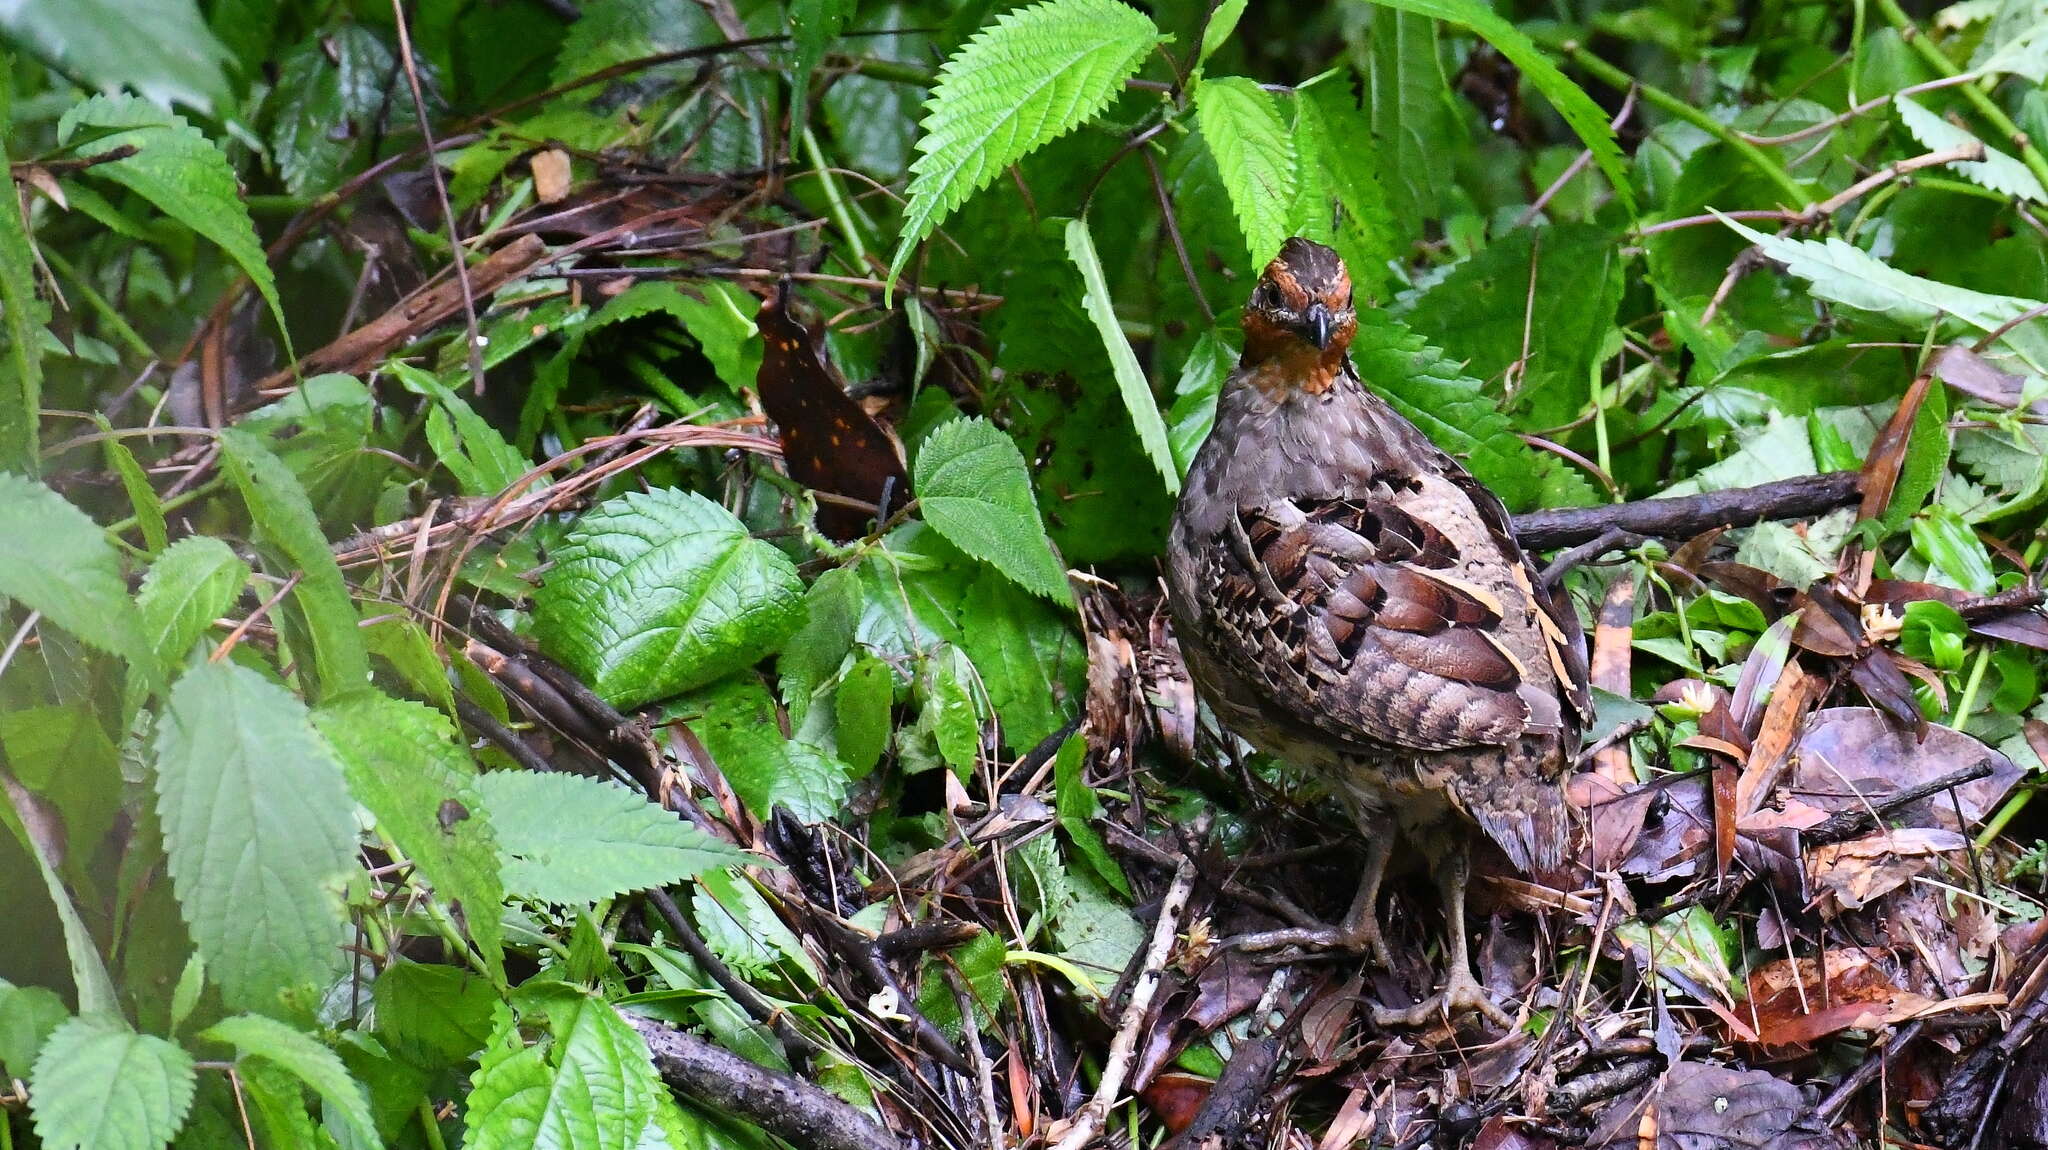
[1164,237,1592,1026]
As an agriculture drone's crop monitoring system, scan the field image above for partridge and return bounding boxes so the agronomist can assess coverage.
[1165,238,1592,1025]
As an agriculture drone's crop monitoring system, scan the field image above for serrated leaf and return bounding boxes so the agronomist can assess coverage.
[1717,214,2048,374]
[1064,216,1180,492]
[887,0,1162,288]
[218,429,370,699]
[0,101,46,475]
[790,0,856,132]
[1194,76,1296,266]
[777,566,862,728]
[0,980,69,1078]
[468,990,663,1150]
[1295,81,1398,299]
[1896,97,2046,201]
[0,473,151,672]
[478,770,754,905]
[914,417,1072,603]
[152,662,357,1014]
[0,0,229,112]
[134,536,248,682]
[534,488,806,709]
[372,963,497,1069]
[833,655,893,775]
[101,432,166,554]
[57,95,287,347]
[1364,0,1635,215]
[1365,6,1460,238]
[268,27,400,195]
[314,695,505,979]
[202,1014,381,1150]
[29,1015,197,1150]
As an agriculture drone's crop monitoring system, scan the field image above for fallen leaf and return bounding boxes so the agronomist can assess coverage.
[1807,827,1967,911]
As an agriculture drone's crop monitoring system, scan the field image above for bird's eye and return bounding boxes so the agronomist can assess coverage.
[1256,283,1282,308]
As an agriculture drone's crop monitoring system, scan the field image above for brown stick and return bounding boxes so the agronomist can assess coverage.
[245,234,549,403]
[629,1015,906,1150]
[1511,471,1863,551]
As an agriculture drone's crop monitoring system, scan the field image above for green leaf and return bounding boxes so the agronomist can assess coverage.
[1194,76,1296,266]
[1911,505,1999,594]
[0,86,46,476]
[0,980,69,1078]
[1053,734,1128,897]
[202,1015,381,1150]
[790,0,856,132]
[314,695,506,979]
[887,0,1162,288]
[535,489,806,708]
[914,417,1072,604]
[267,27,399,195]
[1897,96,2046,202]
[584,281,762,394]
[1166,328,1238,475]
[958,570,1082,749]
[101,431,166,553]
[152,662,357,1014]
[0,474,150,673]
[673,677,853,822]
[29,1015,197,1150]
[777,566,862,728]
[465,995,661,1150]
[1364,0,1634,215]
[372,963,497,1068]
[134,536,248,683]
[58,96,287,347]
[1902,599,1970,672]
[0,704,122,856]
[1364,6,1461,238]
[392,363,531,498]
[1064,216,1180,492]
[922,652,981,773]
[1199,0,1248,66]
[218,429,370,699]
[833,655,894,775]
[0,0,230,112]
[478,770,754,905]
[1717,214,2048,374]
[1294,80,1399,299]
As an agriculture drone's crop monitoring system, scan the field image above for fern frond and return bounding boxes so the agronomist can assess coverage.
[885,0,1161,292]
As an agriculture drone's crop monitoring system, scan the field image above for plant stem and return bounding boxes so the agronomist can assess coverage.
[1563,42,1809,206]
[41,248,155,363]
[417,1099,450,1150]
[1977,786,2034,849]
[801,125,868,268]
[1873,0,2048,193]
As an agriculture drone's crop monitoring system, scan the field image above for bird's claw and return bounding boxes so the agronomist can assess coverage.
[1371,969,1512,1029]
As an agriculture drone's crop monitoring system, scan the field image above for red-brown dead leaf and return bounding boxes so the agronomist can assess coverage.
[1589,575,1637,787]
[1808,827,1967,912]
[1736,657,1819,819]
[1859,370,1932,522]
[1745,947,1926,1054]
[756,281,908,540]
[1140,1072,1211,1136]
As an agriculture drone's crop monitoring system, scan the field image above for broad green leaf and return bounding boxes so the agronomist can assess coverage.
[1912,505,1999,593]
[1717,214,2048,374]
[673,677,853,822]
[833,655,894,775]
[466,994,661,1150]
[134,536,248,682]
[372,963,497,1068]
[958,570,1083,749]
[0,704,122,854]
[1365,6,1461,238]
[0,0,229,112]
[914,417,1072,604]
[152,662,356,1014]
[0,980,68,1078]
[314,695,506,980]
[777,566,862,728]
[1064,216,1179,492]
[921,651,981,774]
[1364,0,1634,215]
[1053,734,1128,896]
[1295,81,1398,299]
[534,489,806,708]
[887,0,1162,288]
[219,429,370,699]
[202,1015,381,1150]
[478,769,754,905]
[29,1015,197,1150]
[1194,76,1296,266]
[915,929,1007,1038]
[391,362,531,498]
[1166,328,1238,474]
[0,473,152,673]
[1896,97,2045,202]
[1199,0,1248,66]
[0,86,45,476]
[583,281,761,394]
[101,432,166,553]
[58,96,287,346]
[268,27,401,195]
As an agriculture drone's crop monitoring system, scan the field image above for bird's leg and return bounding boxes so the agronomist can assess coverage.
[1371,846,1512,1029]
[1225,831,1394,965]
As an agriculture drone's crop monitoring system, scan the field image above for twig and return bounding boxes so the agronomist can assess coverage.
[629,1015,906,1150]
[644,887,823,1065]
[1510,471,1863,550]
[1518,87,1636,230]
[1048,854,1196,1150]
[1816,1019,1927,1123]
[453,695,554,775]
[1803,760,1995,845]
[1158,1037,1282,1150]
[388,0,485,395]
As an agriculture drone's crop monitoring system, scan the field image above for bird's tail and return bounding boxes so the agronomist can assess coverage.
[1453,749,1570,876]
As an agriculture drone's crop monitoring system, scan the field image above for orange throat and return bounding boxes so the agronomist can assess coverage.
[1242,340,1348,396]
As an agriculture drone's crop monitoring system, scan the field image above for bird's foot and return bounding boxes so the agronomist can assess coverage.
[1371,967,1512,1030]
[1224,915,1394,968]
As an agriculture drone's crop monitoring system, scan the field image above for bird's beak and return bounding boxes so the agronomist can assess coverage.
[1305,301,1334,349]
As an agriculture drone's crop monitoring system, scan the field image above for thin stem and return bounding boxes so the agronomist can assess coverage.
[41,249,154,362]
[417,1100,450,1150]
[1564,41,1808,206]
[801,125,868,268]
[1874,0,2048,193]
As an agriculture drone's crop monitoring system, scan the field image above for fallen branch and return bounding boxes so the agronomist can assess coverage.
[1049,854,1196,1150]
[1511,471,1863,551]
[629,1015,905,1150]
[1803,760,1996,846]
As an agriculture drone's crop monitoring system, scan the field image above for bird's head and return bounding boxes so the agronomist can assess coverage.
[1240,238,1356,394]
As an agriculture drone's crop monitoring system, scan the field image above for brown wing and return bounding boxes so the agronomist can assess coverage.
[1199,474,1586,759]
